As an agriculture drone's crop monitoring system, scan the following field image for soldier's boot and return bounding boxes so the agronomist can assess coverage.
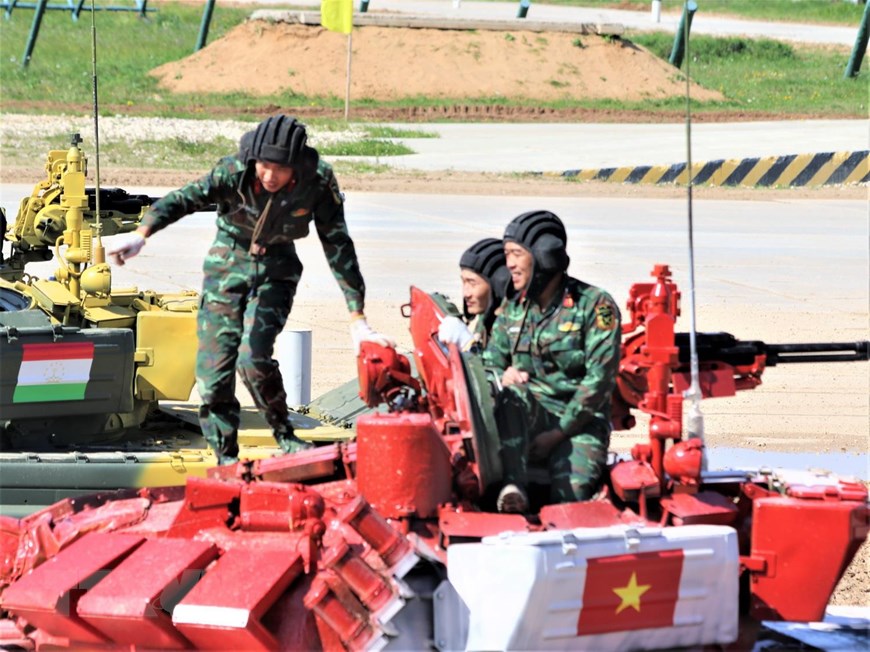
[272,417,315,454]
[497,483,529,514]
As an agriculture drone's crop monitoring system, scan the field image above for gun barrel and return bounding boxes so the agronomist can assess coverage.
[676,333,870,367]
[765,341,869,365]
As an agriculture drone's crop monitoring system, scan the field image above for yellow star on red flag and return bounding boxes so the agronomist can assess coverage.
[613,572,652,614]
[577,549,684,635]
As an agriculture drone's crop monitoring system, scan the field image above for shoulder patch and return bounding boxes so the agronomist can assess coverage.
[328,175,343,205]
[594,299,617,331]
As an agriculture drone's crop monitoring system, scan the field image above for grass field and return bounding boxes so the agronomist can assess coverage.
[521,0,866,24]
[0,2,865,119]
[1,1,865,171]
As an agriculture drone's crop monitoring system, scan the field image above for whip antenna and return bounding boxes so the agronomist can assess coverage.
[90,0,105,262]
[682,3,705,452]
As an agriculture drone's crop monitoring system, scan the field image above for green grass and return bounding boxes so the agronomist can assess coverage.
[631,32,865,115]
[318,140,414,157]
[0,4,258,113]
[506,0,867,24]
[0,1,866,122]
[364,126,438,139]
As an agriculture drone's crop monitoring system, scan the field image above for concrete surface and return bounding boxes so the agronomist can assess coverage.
[2,186,866,324]
[362,120,869,174]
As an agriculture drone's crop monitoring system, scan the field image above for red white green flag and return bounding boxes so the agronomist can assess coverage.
[577,549,684,635]
[13,342,95,403]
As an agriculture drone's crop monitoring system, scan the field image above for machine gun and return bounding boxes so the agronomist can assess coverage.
[0,134,198,447]
[614,265,869,436]
[0,133,155,283]
[677,332,868,366]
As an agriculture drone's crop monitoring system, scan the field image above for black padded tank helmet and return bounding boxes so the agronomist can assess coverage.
[459,238,510,326]
[238,114,319,183]
[251,115,307,165]
[503,210,570,296]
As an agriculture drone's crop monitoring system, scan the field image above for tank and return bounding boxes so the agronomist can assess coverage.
[0,264,866,650]
[0,135,349,517]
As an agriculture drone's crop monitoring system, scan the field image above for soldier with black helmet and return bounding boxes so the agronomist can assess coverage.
[108,114,394,465]
[438,237,510,351]
[483,210,621,513]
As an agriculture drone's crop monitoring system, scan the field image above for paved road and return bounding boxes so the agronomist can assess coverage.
[283,0,865,47]
[3,185,866,323]
[370,120,868,173]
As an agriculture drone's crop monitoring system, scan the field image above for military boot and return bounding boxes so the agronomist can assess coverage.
[274,419,315,454]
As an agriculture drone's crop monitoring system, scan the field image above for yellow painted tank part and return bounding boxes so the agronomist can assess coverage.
[81,263,112,296]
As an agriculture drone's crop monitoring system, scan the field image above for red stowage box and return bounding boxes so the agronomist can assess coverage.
[172,547,303,650]
[77,538,219,648]
[0,532,144,644]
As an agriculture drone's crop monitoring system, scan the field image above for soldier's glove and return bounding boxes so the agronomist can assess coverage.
[437,316,473,349]
[107,232,146,266]
[350,316,396,354]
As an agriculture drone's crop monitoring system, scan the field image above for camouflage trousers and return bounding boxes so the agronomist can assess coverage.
[196,231,303,462]
[495,383,610,503]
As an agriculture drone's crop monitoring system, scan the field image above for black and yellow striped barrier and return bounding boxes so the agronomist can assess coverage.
[545,150,869,187]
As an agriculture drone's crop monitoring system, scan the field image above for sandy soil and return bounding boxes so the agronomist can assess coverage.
[150,21,724,104]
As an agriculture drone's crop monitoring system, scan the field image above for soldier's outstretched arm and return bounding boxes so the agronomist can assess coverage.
[312,169,365,314]
[108,158,242,265]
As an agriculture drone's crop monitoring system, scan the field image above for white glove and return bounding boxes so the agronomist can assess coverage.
[107,232,146,266]
[438,315,473,349]
[350,317,397,354]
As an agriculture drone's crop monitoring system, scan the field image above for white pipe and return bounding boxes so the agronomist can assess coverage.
[275,328,312,406]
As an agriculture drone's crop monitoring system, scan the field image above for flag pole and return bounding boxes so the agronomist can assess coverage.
[344,32,352,121]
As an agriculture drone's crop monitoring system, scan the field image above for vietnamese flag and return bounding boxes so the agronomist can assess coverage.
[577,549,684,635]
[13,342,94,403]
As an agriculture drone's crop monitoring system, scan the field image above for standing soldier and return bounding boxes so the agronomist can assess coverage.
[108,115,394,465]
[483,211,621,513]
[438,237,510,352]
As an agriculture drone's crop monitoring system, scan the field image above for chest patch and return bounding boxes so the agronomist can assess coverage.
[292,208,310,218]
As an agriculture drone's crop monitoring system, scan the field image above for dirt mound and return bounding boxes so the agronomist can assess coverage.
[150,21,723,103]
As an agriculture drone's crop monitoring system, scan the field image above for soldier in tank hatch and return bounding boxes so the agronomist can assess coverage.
[108,115,395,465]
[483,210,621,513]
[437,237,510,352]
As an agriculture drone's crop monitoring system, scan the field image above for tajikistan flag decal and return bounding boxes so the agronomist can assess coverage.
[13,342,95,403]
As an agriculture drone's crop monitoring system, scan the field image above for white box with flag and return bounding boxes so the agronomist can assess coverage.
[447,524,739,651]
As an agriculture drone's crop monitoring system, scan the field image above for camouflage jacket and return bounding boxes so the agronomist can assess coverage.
[141,155,365,313]
[482,275,621,437]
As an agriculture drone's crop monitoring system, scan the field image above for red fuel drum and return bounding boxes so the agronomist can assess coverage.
[356,412,452,519]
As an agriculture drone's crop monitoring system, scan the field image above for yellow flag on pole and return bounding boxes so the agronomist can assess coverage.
[321,0,353,34]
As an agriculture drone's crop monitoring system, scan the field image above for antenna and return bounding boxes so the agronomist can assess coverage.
[89,0,105,265]
[681,3,705,453]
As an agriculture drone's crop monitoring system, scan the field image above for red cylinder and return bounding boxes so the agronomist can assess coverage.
[355,412,452,519]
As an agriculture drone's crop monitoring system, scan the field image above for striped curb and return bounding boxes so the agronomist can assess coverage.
[541,150,869,187]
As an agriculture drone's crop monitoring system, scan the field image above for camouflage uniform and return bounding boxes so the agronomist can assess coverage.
[142,155,364,462]
[483,276,621,502]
